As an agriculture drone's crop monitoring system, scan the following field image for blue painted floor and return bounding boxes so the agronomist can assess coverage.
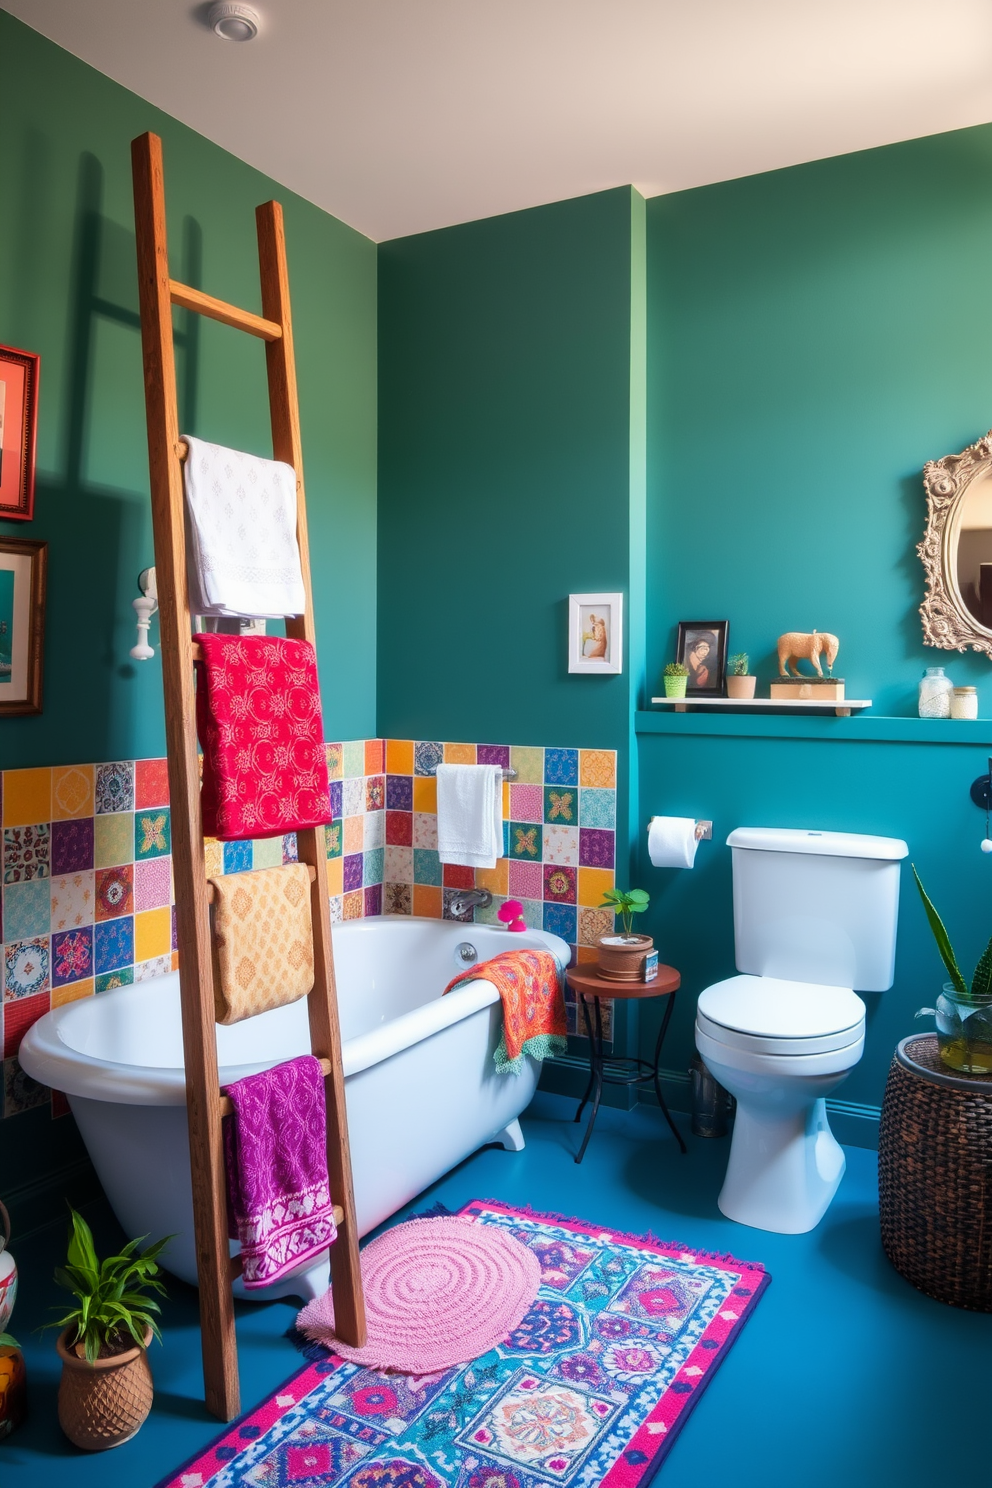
[2,1096,989,1487]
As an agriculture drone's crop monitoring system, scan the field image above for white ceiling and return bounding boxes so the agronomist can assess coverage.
[6,1,992,242]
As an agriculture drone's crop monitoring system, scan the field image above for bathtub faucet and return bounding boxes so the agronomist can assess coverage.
[449,888,493,918]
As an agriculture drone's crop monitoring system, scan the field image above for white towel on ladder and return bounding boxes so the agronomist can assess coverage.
[436,763,504,869]
[181,435,307,618]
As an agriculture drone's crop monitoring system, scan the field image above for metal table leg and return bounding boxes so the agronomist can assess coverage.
[574,994,605,1164]
[652,991,687,1153]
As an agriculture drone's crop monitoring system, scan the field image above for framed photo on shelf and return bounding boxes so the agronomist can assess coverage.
[568,592,623,674]
[0,344,40,522]
[0,538,47,716]
[676,619,729,696]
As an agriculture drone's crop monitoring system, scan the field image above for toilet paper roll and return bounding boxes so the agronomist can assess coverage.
[648,816,699,870]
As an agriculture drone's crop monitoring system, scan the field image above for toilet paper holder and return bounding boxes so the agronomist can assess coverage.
[647,817,712,840]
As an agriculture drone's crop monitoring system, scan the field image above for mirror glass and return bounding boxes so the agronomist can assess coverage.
[953,468,992,632]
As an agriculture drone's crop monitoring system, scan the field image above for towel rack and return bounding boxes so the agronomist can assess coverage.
[426,765,517,780]
[131,131,365,1422]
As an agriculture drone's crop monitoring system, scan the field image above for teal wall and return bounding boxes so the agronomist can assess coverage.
[0,11,378,772]
[640,130,992,1122]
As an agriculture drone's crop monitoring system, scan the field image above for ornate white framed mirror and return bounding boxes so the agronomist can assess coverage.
[920,430,992,659]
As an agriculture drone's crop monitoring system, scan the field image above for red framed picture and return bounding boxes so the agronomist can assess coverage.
[0,344,40,522]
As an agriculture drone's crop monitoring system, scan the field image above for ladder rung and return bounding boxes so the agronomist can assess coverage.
[219,1057,333,1118]
[169,279,282,342]
[229,1203,344,1281]
[205,865,317,902]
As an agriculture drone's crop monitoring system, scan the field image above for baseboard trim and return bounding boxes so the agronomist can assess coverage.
[4,1155,101,1239]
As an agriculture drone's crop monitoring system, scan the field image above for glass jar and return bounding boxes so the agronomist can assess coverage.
[951,686,978,720]
[918,666,953,718]
[917,982,992,1074]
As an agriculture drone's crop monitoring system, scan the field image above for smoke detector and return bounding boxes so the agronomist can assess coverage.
[207,3,260,41]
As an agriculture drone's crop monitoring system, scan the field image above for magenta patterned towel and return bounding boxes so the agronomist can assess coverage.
[222,1055,337,1289]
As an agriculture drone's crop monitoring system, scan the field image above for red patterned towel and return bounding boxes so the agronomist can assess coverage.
[222,1055,337,1289]
[194,633,331,841]
[444,950,567,1073]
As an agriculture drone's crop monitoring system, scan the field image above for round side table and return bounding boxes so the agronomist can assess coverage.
[564,964,685,1164]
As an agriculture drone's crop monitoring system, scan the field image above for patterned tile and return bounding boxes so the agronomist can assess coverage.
[134,857,171,912]
[364,884,382,917]
[51,927,94,987]
[344,816,364,855]
[386,774,413,811]
[172,905,178,950]
[94,813,133,869]
[442,863,474,890]
[475,858,508,896]
[509,859,543,899]
[474,894,507,925]
[510,746,544,784]
[414,741,443,776]
[363,847,384,887]
[342,777,365,817]
[544,785,578,825]
[509,784,543,823]
[4,824,50,883]
[579,749,616,788]
[222,839,251,874]
[478,744,511,770]
[50,871,95,932]
[52,765,94,821]
[364,739,385,776]
[52,978,94,1008]
[96,967,134,993]
[412,776,437,813]
[3,1055,48,1115]
[328,895,343,924]
[325,820,343,859]
[326,857,343,898]
[578,868,615,909]
[386,739,414,776]
[94,917,134,975]
[412,812,438,850]
[282,833,299,863]
[579,827,615,869]
[543,902,577,942]
[343,890,364,920]
[342,741,365,779]
[386,811,413,847]
[51,818,94,876]
[3,880,51,940]
[136,809,171,860]
[328,780,343,819]
[252,836,284,870]
[135,758,170,809]
[94,863,131,916]
[413,848,442,886]
[363,811,385,850]
[384,882,412,915]
[444,742,476,764]
[95,761,134,815]
[519,897,543,929]
[413,884,442,918]
[325,743,343,781]
[544,863,577,903]
[4,938,50,1000]
[343,854,364,893]
[579,907,614,946]
[509,822,542,860]
[544,824,579,865]
[545,748,578,786]
[135,908,171,961]
[384,845,413,884]
[580,788,616,829]
[2,768,52,828]
[443,887,473,922]
[203,841,224,878]
[135,954,171,982]
[365,776,385,812]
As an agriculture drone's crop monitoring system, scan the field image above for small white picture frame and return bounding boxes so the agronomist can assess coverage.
[568,592,623,674]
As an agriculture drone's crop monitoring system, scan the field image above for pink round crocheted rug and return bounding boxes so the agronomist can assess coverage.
[296,1215,541,1374]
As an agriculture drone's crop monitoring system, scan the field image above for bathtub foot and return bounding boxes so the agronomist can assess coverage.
[494,1118,526,1152]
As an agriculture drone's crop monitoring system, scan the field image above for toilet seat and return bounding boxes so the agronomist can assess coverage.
[696,975,866,1056]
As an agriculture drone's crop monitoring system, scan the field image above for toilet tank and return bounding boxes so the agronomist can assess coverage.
[727,828,908,992]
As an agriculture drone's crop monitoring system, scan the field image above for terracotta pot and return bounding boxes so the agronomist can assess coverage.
[57,1325,153,1451]
[596,934,654,981]
[726,675,757,699]
[663,675,687,699]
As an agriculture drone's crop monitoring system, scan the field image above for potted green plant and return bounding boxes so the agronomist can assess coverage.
[663,662,689,700]
[48,1207,170,1450]
[726,652,756,700]
[913,867,992,1074]
[597,886,654,979]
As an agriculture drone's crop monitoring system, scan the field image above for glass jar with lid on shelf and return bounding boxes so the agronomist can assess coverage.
[918,666,954,718]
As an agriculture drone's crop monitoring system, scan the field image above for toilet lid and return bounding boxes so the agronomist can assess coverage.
[697,975,865,1052]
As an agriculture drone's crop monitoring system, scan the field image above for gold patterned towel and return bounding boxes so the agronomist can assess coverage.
[209,864,314,1025]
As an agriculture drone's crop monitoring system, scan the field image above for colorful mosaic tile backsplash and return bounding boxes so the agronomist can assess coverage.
[1,739,615,1117]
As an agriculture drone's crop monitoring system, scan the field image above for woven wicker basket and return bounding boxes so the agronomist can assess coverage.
[878,1034,992,1312]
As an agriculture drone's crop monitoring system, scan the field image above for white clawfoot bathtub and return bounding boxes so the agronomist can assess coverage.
[21,915,568,1301]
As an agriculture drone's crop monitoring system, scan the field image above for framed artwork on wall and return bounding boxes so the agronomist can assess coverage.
[0,538,47,716]
[568,592,623,674]
[0,344,40,522]
[676,619,729,696]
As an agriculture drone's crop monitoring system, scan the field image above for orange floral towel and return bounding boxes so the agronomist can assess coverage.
[443,950,567,1073]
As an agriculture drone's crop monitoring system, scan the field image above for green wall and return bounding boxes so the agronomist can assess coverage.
[641,129,992,1127]
[0,11,378,772]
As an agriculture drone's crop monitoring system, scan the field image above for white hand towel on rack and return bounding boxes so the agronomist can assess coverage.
[182,435,307,618]
[436,763,504,869]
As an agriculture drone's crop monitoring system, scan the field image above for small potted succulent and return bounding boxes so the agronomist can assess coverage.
[726,652,757,700]
[663,662,689,699]
[597,886,654,980]
[49,1207,170,1450]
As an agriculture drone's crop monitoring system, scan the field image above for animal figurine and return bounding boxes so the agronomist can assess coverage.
[777,630,840,677]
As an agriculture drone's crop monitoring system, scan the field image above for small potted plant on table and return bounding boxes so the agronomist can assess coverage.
[597,886,654,980]
[726,652,757,700]
[49,1207,169,1450]
[663,662,688,699]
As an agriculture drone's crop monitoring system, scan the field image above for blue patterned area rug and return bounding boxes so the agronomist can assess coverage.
[159,1200,769,1488]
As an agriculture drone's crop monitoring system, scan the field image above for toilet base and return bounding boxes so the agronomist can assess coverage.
[717,1094,846,1234]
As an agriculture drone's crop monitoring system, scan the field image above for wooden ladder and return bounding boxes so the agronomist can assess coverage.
[130,131,366,1422]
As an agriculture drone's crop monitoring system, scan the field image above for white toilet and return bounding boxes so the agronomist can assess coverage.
[695,827,907,1235]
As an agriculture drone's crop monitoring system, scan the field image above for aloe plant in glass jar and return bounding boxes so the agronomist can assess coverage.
[913,866,992,1074]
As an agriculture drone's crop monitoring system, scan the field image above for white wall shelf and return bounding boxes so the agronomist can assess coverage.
[649,696,872,717]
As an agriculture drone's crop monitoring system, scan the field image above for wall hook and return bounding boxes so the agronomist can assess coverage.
[131,566,158,660]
